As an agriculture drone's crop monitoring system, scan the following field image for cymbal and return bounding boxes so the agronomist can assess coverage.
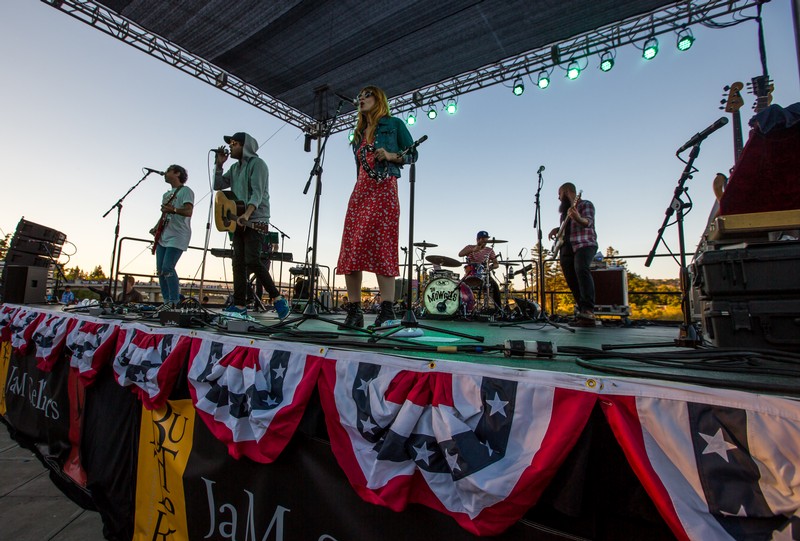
[426,254,461,267]
[413,241,438,248]
[488,238,507,244]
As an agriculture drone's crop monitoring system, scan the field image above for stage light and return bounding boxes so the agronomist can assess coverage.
[348,130,354,142]
[537,71,550,89]
[643,37,659,60]
[406,112,416,125]
[512,78,525,96]
[446,99,457,115]
[214,72,228,88]
[599,51,614,72]
[566,61,581,80]
[677,28,694,51]
[427,106,437,120]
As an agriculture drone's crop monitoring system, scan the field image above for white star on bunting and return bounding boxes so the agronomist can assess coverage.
[486,392,509,417]
[413,442,435,466]
[700,428,738,462]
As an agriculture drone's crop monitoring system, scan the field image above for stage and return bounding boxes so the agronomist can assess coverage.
[1,302,799,540]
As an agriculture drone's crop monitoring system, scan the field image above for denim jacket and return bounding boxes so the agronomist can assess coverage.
[353,116,417,179]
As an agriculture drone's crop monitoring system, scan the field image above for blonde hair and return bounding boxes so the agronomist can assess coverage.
[352,86,391,147]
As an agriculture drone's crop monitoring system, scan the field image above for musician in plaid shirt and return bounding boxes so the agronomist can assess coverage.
[548,182,597,326]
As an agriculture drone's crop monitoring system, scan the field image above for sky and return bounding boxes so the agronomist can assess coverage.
[1,0,798,293]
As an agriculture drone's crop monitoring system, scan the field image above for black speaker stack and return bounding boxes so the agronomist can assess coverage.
[2,218,66,304]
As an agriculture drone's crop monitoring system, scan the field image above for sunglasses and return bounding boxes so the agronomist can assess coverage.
[357,90,374,100]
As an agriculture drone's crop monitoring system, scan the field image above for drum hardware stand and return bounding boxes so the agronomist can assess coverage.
[606,144,705,351]
[269,91,372,337]
[371,137,483,344]
[502,166,574,332]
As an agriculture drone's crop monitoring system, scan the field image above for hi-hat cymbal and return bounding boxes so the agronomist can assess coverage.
[488,238,507,244]
[413,241,438,248]
[426,254,461,267]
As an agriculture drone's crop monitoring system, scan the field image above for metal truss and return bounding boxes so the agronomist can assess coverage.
[43,0,760,135]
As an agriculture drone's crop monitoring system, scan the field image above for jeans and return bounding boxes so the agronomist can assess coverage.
[156,245,184,304]
[232,227,279,306]
[560,245,597,313]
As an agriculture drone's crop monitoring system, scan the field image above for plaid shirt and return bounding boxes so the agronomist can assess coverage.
[565,199,597,250]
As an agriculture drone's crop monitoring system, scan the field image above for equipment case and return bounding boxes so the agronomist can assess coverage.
[702,298,800,351]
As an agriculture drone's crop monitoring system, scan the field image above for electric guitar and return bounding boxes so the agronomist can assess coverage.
[214,191,269,234]
[720,82,745,165]
[150,186,184,254]
[749,74,774,115]
[550,190,582,255]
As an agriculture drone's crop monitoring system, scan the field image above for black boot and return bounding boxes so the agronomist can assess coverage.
[373,301,397,328]
[338,302,364,329]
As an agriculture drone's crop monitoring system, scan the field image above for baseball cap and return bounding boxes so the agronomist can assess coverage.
[223,132,247,145]
[477,230,489,238]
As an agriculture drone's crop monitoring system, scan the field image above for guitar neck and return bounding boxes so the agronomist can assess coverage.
[732,110,743,164]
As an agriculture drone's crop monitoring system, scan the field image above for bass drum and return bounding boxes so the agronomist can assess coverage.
[422,278,474,318]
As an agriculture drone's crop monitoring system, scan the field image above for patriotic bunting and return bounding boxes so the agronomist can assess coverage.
[66,318,119,385]
[187,334,323,463]
[0,304,20,341]
[602,389,800,541]
[318,355,597,536]
[8,307,45,356]
[32,313,77,371]
[113,324,191,410]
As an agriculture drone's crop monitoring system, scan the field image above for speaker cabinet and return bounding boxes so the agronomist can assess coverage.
[3,265,48,304]
[591,267,630,315]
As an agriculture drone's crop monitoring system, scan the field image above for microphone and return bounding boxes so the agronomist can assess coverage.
[537,165,545,174]
[335,92,357,105]
[211,147,229,154]
[676,117,729,155]
[145,167,164,175]
[397,135,429,158]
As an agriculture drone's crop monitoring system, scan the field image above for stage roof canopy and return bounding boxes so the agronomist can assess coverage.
[49,0,758,132]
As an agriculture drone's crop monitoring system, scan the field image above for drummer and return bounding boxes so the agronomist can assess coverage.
[458,230,502,309]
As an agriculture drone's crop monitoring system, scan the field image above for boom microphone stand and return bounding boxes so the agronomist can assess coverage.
[102,169,156,298]
[371,136,484,344]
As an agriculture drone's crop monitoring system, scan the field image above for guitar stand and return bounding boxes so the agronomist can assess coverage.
[247,274,268,312]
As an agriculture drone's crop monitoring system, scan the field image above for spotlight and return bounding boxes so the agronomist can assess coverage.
[348,130,355,143]
[446,99,457,115]
[599,51,614,72]
[566,61,581,80]
[512,78,525,96]
[537,71,550,89]
[406,112,416,125]
[427,106,437,120]
[676,28,694,51]
[643,36,659,60]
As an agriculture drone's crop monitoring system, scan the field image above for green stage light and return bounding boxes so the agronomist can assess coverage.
[512,78,525,96]
[427,106,437,120]
[643,37,659,60]
[348,130,354,142]
[566,61,581,80]
[406,112,416,125]
[677,29,694,51]
[446,99,457,114]
[599,52,614,72]
[537,71,550,89]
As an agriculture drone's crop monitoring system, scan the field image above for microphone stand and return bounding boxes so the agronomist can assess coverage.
[370,137,483,344]
[102,170,154,299]
[269,221,290,299]
[497,168,573,331]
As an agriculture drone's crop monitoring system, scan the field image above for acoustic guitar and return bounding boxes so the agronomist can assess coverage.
[214,191,269,234]
[550,190,582,255]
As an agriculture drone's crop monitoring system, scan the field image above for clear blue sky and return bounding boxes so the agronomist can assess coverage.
[1,0,797,291]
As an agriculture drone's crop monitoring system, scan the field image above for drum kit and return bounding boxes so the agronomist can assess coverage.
[411,238,533,320]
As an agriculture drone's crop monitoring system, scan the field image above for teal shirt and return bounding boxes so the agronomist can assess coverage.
[214,133,270,222]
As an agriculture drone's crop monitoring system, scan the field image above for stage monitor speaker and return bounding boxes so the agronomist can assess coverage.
[591,267,628,306]
[10,235,62,257]
[2,265,48,304]
[4,250,52,268]
[15,218,66,245]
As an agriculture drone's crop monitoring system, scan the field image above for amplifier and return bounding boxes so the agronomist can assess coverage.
[4,250,53,268]
[2,265,48,304]
[10,235,63,257]
[158,309,214,328]
[591,267,630,315]
[15,218,66,245]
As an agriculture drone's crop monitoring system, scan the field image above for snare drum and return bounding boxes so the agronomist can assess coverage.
[430,269,459,281]
[422,278,475,318]
[463,263,486,289]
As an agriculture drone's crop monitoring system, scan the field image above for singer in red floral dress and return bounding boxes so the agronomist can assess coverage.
[336,85,417,328]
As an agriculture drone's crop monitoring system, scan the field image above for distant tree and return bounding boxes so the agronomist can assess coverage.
[0,233,10,260]
[88,265,106,281]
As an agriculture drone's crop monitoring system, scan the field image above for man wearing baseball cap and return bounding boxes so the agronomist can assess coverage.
[458,230,502,311]
[214,132,289,319]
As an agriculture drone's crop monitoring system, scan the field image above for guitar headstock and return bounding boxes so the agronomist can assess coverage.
[748,75,774,113]
[720,82,744,113]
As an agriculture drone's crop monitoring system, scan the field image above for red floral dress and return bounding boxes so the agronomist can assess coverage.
[337,137,400,276]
